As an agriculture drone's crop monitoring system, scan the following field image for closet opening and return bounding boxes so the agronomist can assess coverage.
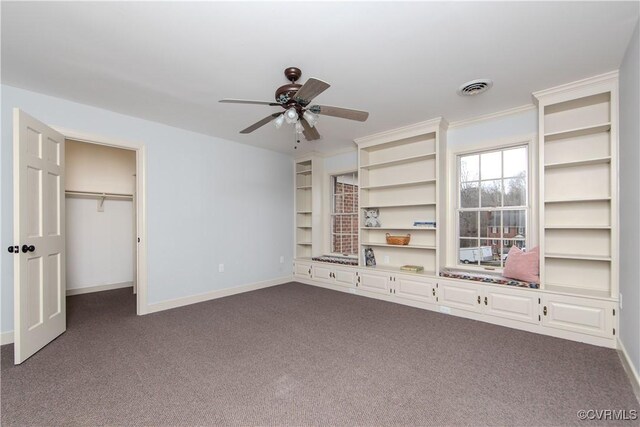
[64,139,138,316]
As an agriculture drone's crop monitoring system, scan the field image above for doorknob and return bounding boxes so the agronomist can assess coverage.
[21,245,35,253]
[7,245,19,253]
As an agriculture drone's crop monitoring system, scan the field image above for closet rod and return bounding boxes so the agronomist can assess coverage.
[65,190,133,199]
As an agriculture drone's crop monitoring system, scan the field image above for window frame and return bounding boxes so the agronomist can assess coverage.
[329,170,359,257]
[450,138,535,272]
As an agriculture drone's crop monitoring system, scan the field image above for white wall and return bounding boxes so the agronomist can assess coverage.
[66,198,134,290]
[1,85,293,334]
[619,21,640,376]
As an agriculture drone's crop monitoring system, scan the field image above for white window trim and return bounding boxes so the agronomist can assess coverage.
[327,170,359,258]
[446,134,538,273]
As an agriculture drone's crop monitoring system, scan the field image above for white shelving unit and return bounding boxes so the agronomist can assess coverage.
[295,159,313,259]
[355,118,447,276]
[534,72,619,300]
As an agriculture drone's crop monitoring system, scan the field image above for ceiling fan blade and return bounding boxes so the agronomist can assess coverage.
[301,119,321,141]
[240,113,281,134]
[311,105,369,122]
[293,78,330,106]
[220,98,281,106]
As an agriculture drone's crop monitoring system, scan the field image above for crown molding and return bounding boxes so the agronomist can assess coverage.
[354,117,448,147]
[533,70,619,104]
[449,104,536,129]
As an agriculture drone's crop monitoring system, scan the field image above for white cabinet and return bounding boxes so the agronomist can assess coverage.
[358,270,391,295]
[438,280,483,313]
[541,293,615,338]
[294,261,312,279]
[311,264,333,284]
[334,268,356,288]
[484,286,539,324]
[394,274,436,304]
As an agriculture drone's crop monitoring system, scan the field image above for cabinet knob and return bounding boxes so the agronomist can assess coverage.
[543,306,548,316]
[432,288,436,297]
[484,296,488,306]
[477,295,481,304]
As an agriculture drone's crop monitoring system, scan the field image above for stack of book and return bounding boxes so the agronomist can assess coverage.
[413,221,436,228]
[400,265,424,272]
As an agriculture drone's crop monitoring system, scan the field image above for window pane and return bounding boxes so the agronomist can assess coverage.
[480,211,501,238]
[480,239,500,268]
[480,151,502,180]
[459,211,478,237]
[481,180,502,207]
[460,155,479,182]
[459,238,479,265]
[503,147,527,178]
[334,195,344,213]
[503,210,526,239]
[461,182,479,208]
[504,177,526,207]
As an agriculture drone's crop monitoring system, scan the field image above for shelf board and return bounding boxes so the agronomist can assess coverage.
[296,211,312,214]
[361,242,436,250]
[545,253,611,262]
[296,242,312,246]
[544,156,611,170]
[544,196,611,204]
[360,179,436,190]
[360,152,436,170]
[545,225,611,230]
[360,202,436,209]
[544,122,611,141]
[360,264,437,277]
[296,186,312,189]
[296,169,312,175]
[297,226,312,229]
[543,284,613,300]
[360,227,436,231]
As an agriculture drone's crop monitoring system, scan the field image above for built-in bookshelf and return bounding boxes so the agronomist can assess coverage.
[355,118,447,276]
[534,72,618,299]
[295,159,313,258]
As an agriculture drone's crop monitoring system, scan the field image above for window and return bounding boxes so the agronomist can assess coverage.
[458,146,528,268]
[331,172,358,256]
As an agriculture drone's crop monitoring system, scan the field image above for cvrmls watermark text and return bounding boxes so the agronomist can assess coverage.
[577,409,637,421]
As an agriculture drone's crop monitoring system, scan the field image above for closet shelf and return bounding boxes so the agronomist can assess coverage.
[296,186,312,189]
[297,242,312,246]
[296,169,312,175]
[544,196,611,204]
[360,179,436,190]
[545,253,611,262]
[296,210,312,214]
[360,152,436,169]
[544,122,610,141]
[544,156,611,170]
[65,190,133,200]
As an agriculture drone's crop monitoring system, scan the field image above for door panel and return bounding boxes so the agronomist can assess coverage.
[359,271,390,294]
[438,280,482,312]
[294,262,311,278]
[485,287,538,324]
[541,294,614,338]
[334,268,356,288]
[312,264,333,284]
[14,109,66,364]
[395,274,435,303]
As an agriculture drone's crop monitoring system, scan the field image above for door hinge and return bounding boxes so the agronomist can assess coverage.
[538,315,541,321]
[613,328,616,336]
[538,298,541,304]
[613,308,615,316]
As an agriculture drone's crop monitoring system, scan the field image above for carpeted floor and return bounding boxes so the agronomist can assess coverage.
[1,282,638,426]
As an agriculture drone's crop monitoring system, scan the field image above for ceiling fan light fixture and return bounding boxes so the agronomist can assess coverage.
[274,114,285,129]
[285,107,298,124]
[295,121,304,134]
[303,110,319,127]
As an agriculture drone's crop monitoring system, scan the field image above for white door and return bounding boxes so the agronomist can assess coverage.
[13,109,66,364]
[311,264,333,284]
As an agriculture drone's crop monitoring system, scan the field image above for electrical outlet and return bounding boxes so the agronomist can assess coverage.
[279,256,284,264]
[383,256,390,264]
[619,293,623,309]
[439,306,452,314]
[218,264,224,273]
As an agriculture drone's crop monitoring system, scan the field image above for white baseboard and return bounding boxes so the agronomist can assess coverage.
[143,276,293,315]
[618,338,640,402]
[66,281,133,296]
[1,331,14,345]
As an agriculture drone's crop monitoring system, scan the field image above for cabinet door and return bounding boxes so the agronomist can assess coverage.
[394,274,435,303]
[541,294,614,338]
[334,268,356,288]
[294,262,312,278]
[438,280,482,313]
[312,264,334,284]
[358,270,391,295]
[484,287,539,324]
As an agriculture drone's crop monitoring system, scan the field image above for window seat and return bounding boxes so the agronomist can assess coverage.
[439,268,539,289]
[311,255,359,266]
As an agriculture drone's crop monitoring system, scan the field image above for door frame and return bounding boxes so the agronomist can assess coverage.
[52,127,148,315]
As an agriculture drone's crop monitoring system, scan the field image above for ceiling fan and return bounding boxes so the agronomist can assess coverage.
[219,67,369,144]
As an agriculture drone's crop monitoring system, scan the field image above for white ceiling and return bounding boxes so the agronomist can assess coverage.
[2,2,638,155]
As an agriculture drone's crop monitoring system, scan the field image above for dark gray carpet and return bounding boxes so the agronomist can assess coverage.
[1,282,638,426]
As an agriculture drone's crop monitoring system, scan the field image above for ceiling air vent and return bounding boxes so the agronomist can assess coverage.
[457,79,493,96]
